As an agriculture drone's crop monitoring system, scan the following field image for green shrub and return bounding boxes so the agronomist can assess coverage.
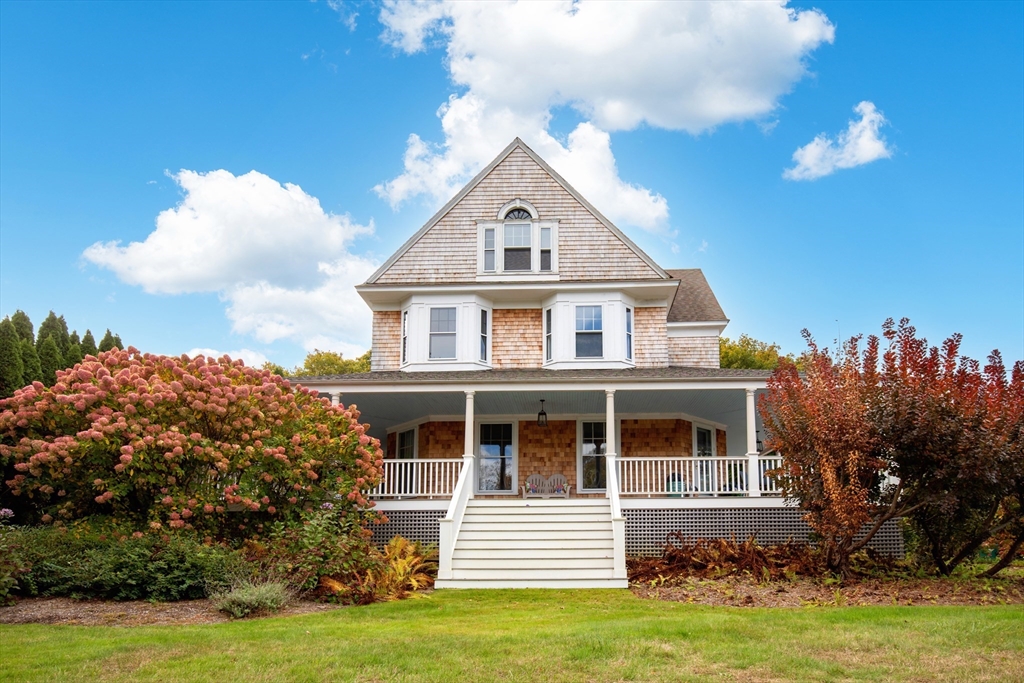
[8,521,244,601]
[213,580,291,618]
[0,516,30,604]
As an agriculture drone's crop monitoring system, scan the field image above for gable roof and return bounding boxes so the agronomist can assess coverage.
[665,269,728,323]
[365,138,669,284]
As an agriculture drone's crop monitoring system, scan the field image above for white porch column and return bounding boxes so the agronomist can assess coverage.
[330,392,341,407]
[746,388,761,497]
[604,389,616,497]
[464,390,476,500]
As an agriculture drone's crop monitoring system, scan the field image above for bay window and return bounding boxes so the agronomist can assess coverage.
[575,305,603,358]
[428,307,456,360]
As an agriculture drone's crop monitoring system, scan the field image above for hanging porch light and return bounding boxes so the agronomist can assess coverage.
[537,399,548,427]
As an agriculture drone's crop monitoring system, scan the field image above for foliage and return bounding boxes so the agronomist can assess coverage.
[212,580,292,618]
[0,318,25,399]
[37,335,62,386]
[81,330,98,357]
[5,521,243,601]
[246,507,382,601]
[98,329,122,353]
[761,318,1024,577]
[290,349,371,377]
[720,334,803,370]
[19,340,42,386]
[368,535,437,600]
[0,508,29,604]
[0,348,384,539]
[10,310,34,345]
[0,310,122,393]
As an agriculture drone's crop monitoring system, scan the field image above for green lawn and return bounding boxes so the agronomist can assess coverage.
[1,590,1021,682]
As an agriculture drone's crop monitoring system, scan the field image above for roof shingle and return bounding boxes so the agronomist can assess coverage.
[665,269,727,323]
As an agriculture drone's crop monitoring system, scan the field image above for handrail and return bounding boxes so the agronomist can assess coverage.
[438,454,473,581]
[617,455,780,497]
[370,458,461,499]
[605,452,626,579]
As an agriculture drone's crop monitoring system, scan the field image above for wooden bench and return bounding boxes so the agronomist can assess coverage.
[521,474,571,499]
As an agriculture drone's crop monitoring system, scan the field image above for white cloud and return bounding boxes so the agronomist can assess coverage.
[376,0,834,233]
[784,101,894,181]
[186,348,269,368]
[84,169,378,354]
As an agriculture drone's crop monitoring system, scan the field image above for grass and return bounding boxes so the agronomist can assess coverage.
[1,590,1022,682]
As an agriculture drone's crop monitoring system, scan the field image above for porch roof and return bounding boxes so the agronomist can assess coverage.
[294,366,772,386]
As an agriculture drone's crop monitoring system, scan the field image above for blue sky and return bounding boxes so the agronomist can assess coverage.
[1,1,1021,369]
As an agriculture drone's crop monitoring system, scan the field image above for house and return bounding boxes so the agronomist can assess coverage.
[299,139,902,588]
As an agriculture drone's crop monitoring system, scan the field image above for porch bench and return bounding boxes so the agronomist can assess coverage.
[521,474,571,499]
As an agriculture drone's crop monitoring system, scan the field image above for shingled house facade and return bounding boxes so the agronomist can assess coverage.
[300,139,902,588]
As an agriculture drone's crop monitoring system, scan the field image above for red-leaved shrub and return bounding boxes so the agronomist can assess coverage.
[0,348,383,538]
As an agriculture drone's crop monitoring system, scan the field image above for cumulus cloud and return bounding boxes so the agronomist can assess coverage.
[84,169,379,353]
[784,101,894,181]
[376,0,834,232]
[186,348,269,368]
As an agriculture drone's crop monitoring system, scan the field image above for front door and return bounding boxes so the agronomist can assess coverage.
[580,421,607,491]
[478,423,514,493]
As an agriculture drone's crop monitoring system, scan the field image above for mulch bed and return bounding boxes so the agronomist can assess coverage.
[631,574,1024,607]
[0,597,344,626]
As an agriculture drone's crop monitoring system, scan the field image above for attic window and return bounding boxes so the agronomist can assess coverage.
[504,208,532,220]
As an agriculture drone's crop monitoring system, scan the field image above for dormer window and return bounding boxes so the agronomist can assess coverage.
[477,199,557,278]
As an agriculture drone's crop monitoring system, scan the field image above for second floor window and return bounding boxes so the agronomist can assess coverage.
[625,307,633,361]
[483,228,495,272]
[540,227,552,271]
[480,309,489,361]
[503,223,531,271]
[545,308,552,362]
[429,307,456,359]
[575,305,603,358]
[401,311,408,364]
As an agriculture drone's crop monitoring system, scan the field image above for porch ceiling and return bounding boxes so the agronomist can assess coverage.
[342,388,754,436]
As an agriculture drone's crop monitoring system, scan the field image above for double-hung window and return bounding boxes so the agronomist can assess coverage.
[483,228,496,272]
[401,311,409,364]
[503,223,531,271]
[581,421,607,490]
[429,308,457,360]
[625,307,633,361]
[480,309,489,362]
[540,227,552,271]
[575,305,603,358]
[544,308,553,362]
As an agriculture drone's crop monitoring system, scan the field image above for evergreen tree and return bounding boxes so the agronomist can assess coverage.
[37,311,70,357]
[98,329,118,352]
[112,333,124,350]
[19,339,42,384]
[70,330,81,347]
[0,318,25,398]
[81,329,98,356]
[65,342,84,367]
[11,310,34,344]
[37,334,62,386]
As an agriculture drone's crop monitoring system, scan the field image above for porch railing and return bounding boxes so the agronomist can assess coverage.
[369,458,463,499]
[617,456,784,497]
[758,454,784,495]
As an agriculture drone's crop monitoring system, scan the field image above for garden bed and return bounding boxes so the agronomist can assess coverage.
[0,596,343,626]
[631,574,1024,608]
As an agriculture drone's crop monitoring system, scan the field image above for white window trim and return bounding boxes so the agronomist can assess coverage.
[476,219,559,279]
[625,307,633,361]
[574,304,605,360]
[479,308,490,362]
[394,425,419,460]
[401,310,409,366]
[475,419,519,495]
[576,417,621,493]
[544,307,553,363]
[427,306,458,361]
[692,422,718,458]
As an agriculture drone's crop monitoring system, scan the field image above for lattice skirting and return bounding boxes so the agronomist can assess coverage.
[371,509,444,547]
[624,508,905,557]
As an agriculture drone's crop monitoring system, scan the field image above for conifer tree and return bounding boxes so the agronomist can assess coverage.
[37,334,62,386]
[0,318,25,398]
[19,339,42,384]
[65,342,84,367]
[98,329,118,352]
[81,329,98,356]
[11,310,34,344]
[37,312,70,357]
[112,333,124,350]
[69,330,81,347]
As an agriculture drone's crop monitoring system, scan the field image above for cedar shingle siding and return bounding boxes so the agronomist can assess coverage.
[374,148,662,284]
[668,337,720,368]
[371,311,402,371]
[634,307,668,368]
[492,309,544,369]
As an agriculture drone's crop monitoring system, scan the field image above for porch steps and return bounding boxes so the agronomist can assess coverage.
[435,499,627,589]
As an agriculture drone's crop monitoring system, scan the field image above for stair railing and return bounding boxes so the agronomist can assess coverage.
[605,451,627,580]
[438,454,474,581]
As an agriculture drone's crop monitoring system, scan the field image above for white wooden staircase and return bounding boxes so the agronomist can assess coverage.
[434,498,627,589]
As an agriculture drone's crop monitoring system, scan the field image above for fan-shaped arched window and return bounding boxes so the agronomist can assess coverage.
[504,208,532,220]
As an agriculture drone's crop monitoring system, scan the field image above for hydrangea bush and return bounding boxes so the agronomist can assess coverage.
[0,348,384,539]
